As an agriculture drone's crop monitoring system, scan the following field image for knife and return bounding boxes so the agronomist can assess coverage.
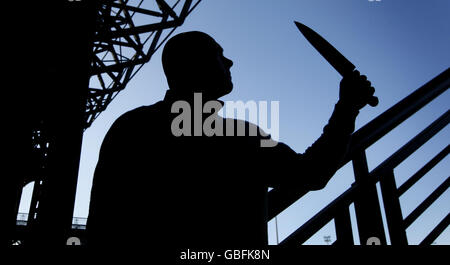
[294,21,378,107]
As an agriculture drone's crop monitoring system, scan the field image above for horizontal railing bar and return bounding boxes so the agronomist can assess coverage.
[282,173,449,245]
[404,176,450,228]
[268,69,449,218]
[398,145,450,196]
[272,111,449,237]
[278,110,449,244]
[347,68,449,158]
[420,213,450,245]
[369,110,449,178]
[270,70,449,243]
[268,188,308,221]
[280,184,361,245]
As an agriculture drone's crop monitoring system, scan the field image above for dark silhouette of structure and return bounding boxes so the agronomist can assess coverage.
[3,0,201,246]
[87,31,377,246]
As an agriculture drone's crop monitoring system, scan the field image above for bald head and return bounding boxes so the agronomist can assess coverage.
[162,31,233,99]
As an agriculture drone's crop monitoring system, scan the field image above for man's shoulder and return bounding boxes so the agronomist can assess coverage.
[107,101,166,135]
[222,118,270,139]
[115,101,165,124]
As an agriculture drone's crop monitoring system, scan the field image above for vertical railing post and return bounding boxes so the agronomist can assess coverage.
[379,169,408,245]
[352,150,387,245]
[334,207,354,245]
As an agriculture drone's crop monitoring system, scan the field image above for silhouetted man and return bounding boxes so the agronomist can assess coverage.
[87,31,376,247]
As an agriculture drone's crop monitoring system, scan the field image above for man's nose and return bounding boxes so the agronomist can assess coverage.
[224,56,233,68]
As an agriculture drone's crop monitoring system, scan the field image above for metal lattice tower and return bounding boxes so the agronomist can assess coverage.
[7,0,201,245]
[86,0,201,128]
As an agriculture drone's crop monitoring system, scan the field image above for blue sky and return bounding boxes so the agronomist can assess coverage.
[20,0,450,245]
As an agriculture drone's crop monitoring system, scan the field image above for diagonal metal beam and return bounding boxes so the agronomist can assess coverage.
[404,177,450,228]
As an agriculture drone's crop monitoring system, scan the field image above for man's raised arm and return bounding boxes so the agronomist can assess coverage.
[262,70,376,190]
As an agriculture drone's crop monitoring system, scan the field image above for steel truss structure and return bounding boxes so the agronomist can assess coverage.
[87,0,201,128]
[8,0,201,245]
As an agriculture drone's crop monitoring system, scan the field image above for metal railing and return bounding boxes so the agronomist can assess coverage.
[16,213,87,230]
[268,68,450,245]
[15,69,449,245]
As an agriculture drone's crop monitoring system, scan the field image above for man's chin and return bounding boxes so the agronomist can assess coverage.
[207,82,232,99]
[224,82,233,95]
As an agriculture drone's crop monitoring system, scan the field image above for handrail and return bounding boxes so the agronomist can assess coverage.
[16,213,87,227]
[279,179,361,245]
[347,67,450,156]
[268,67,450,220]
[398,145,449,195]
[403,177,450,228]
[420,213,450,245]
[368,110,449,177]
[279,109,450,245]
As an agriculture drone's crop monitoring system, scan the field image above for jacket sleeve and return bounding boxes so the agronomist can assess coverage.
[260,101,359,190]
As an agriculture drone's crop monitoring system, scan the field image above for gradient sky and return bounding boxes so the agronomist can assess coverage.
[20,0,450,245]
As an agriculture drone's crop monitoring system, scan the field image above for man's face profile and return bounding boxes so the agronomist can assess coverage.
[162,31,234,99]
[206,43,234,98]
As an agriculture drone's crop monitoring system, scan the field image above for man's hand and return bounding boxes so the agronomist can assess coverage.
[339,70,378,110]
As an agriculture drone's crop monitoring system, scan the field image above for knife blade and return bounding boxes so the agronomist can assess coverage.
[294,21,378,107]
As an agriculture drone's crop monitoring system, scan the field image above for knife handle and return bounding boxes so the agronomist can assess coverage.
[368,95,379,107]
[347,69,379,107]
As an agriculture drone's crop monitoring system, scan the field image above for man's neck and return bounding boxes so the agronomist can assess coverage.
[163,90,223,105]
